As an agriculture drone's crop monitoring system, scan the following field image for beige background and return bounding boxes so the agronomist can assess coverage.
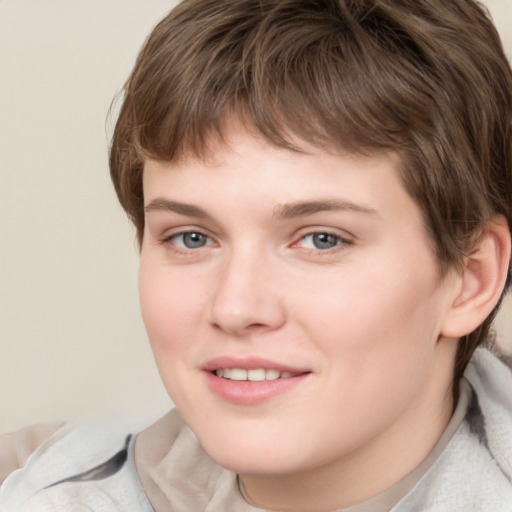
[1,0,511,433]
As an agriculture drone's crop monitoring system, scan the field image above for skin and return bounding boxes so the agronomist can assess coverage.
[139,130,463,511]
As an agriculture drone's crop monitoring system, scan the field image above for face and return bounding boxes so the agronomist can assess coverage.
[140,131,459,483]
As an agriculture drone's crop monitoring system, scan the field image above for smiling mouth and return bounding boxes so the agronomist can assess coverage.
[214,368,303,381]
[206,364,310,404]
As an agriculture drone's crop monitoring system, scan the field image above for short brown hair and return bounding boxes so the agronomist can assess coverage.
[109,0,512,381]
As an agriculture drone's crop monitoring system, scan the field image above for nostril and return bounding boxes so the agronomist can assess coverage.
[247,323,267,329]
[211,321,270,333]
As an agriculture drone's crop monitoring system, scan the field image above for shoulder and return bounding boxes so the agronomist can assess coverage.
[0,421,65,485]
[464,348,512,479]
[0,419,153,512]
[465,346,512,407]
[394,348,512,511]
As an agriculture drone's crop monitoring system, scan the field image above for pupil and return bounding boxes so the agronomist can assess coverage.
[183,232,206,248]
[313,233,338,249]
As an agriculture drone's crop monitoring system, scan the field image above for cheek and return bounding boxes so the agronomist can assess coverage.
[298,274,441,424]
[139,260,204,353]
[300,269,436,344]
[296,258,443,390]
[138,260,211,408]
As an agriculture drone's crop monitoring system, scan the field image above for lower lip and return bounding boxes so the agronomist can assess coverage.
[204,372,309,405]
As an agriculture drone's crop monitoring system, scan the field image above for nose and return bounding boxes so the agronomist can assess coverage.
[208,249,287,336]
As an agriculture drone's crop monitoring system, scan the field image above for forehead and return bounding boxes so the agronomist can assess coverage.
[142,130,425,231]
[143,127,404,189]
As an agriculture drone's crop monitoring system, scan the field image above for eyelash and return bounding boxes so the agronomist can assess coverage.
[292,231,353,256]
[160,229,353,256]
[161,230,215,253]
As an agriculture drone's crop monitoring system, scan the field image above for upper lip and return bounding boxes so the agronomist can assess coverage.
[202,356,310,374]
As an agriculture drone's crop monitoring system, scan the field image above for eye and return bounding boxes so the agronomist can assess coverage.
[297,232,349,251]
[168,231,213,249]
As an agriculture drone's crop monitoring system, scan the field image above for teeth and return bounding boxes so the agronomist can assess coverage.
[230,369,247,381]
[265,369,280,380]
[214,368,299,381]
[248,369,266,381]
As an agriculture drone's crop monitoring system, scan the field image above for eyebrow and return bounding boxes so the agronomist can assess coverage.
[144,199,209,218]
[273,199,379,219]
[144,198,379,219]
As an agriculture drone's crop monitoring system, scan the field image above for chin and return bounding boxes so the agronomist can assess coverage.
[193,425,313,475]
[209,449,302,475]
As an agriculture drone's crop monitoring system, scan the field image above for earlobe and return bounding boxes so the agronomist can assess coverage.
[441,216,511,339]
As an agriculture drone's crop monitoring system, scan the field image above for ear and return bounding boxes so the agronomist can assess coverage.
[441,216,511,339]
